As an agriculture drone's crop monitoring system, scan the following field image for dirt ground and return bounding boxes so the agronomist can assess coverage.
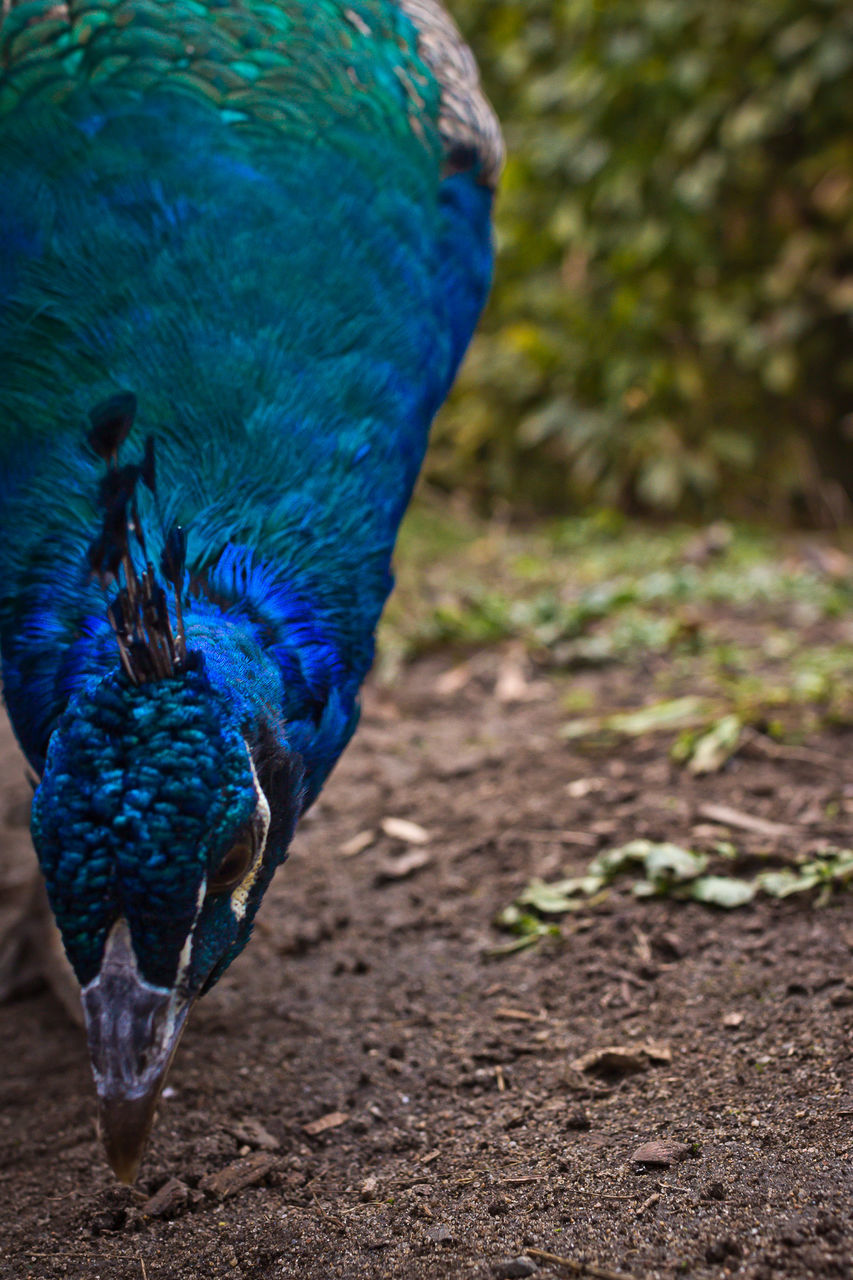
[1,631,852,1280]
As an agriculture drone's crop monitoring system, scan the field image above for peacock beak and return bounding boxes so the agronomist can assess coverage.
[81,918,192,1184]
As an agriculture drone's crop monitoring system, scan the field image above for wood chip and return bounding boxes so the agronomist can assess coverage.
[635,1190,661,1216]
[141,1177,190,1218]
[380,816,431,844]
[640,1040,672,1064]
[302,1110,349,1137]
[631,1140,692,1168]
[697,802,792,839]
[494,1006,538,1021]
[199,1151,278,1199]
[227,1118,280,1151]
[374,848,432,883]
[340,829,375,858]
[420,1149,441,1165]
[572,1046,649,1077]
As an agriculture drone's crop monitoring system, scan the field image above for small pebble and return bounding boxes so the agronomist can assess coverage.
[425,1224,456,1245]
[491,1257,539,1279]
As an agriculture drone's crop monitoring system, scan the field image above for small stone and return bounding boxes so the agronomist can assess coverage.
[360,1175,379,1202]
[631,1140,692,1168]
[425,1224,456,1245]
[492,1257,539,1279]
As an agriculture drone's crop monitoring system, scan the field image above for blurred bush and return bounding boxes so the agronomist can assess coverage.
[430,0,853,522]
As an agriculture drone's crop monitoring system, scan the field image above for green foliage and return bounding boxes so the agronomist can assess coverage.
[383,504,853,735]
[496,844,853,948]
[436,0,853,518]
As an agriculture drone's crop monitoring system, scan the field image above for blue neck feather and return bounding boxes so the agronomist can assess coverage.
[0,87,494,803]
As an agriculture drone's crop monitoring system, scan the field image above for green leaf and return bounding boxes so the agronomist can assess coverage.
[757,869,818,898]
[562,695,707,740]
[588,839,655,879]
[643,843,708,886]
[607,697,707,736]
[687,714,742,774]
[690,875,757,908]
[517,876,604,913]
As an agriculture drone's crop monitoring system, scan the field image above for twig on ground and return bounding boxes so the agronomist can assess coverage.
[696,802,793,839]
[526,1247,637,1280]
[740,728,853,773]
[635,1191,660,1216]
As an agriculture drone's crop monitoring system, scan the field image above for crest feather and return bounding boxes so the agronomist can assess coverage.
[86,395,189,684]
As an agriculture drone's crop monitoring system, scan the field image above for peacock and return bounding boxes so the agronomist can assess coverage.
[0,0,501,1182]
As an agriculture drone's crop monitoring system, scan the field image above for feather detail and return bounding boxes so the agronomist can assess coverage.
[397,0,503,185]
[87,392,137,466]
[87,418,188,683]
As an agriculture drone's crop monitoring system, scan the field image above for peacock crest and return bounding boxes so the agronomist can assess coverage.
[86,392,189,685]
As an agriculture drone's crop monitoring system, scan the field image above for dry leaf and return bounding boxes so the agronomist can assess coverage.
[631,1140,692,1167]
[566,777,606,799]
[381,817,431,844]
[435,663,472,695]
[641,1040,673,1064]
[374,848,432,883]
[227,1118,280,1151]
[340,829,375,858]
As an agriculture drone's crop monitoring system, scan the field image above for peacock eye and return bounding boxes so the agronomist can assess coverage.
[208,831,256,895]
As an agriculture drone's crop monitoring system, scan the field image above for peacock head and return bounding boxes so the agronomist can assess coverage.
[28,394,305,1182]
[31,664,303,1183]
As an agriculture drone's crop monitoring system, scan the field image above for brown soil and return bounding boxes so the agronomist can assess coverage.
[1,642,852,1280]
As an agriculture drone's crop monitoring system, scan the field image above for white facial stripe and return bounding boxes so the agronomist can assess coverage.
[230,745,271,921]
[167,878,207,1034]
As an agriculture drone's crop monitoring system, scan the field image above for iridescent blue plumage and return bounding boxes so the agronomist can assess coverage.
[0,0,500,1179]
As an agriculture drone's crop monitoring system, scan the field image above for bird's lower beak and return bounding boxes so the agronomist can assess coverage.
[81,919,192,1184]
